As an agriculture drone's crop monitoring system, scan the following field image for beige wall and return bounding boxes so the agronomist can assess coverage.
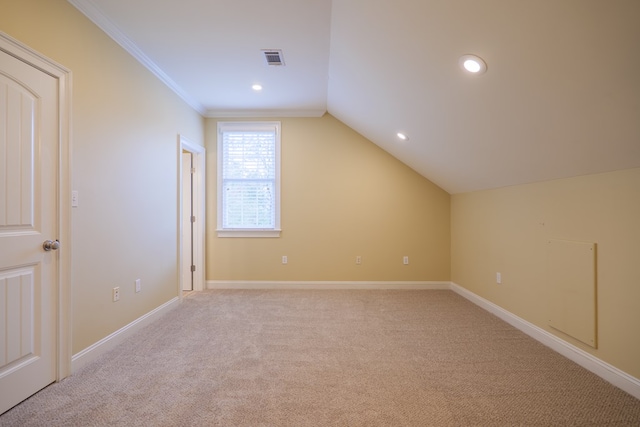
[1,0,204,353]
[451,168,640,379]
[206,115,451,282]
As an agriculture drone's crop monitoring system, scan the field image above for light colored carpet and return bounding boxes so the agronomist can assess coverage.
[1,289,639,426]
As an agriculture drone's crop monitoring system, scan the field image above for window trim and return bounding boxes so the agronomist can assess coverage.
[216,121,281,238]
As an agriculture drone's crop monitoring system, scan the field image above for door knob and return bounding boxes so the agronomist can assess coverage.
[43,240,60,251]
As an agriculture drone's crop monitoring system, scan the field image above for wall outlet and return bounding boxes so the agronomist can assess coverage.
[282,255,288,264]
[135,279,141,293]
[403,256,409,265]
[356,256,362,265]
[496,272,502,284]
[112,287,120,302]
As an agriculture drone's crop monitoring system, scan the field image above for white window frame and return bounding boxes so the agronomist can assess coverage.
[217,121,281,238]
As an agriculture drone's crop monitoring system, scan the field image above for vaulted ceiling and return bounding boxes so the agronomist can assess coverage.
[69,0,640,194]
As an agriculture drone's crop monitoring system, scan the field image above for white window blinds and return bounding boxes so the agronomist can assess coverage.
[217,122,281,236]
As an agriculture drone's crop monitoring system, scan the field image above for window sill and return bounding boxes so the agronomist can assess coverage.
[217,229,281,238]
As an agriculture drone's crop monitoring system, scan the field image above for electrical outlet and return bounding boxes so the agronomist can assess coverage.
[112,287,120,302]
[496,272,502,284]
[135,279,141,293]
[403,256,409,265]
[356,256,362,265]
[282,255,288,264]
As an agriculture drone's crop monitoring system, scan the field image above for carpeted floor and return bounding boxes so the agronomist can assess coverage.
[1,289,639,426]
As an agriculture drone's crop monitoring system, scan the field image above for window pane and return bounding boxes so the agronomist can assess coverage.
[223,132,275,180]
[222,180,275,229]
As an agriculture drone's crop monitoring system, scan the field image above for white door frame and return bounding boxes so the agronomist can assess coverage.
[0,32,72,381]
[178,135,205,294]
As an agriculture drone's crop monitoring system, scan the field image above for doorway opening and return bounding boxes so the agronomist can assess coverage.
[179,136,205,296]
[182,150,194,292]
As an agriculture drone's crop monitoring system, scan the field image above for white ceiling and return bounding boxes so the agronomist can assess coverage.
[69,0,640,194]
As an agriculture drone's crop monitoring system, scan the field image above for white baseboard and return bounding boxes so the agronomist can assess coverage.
[206,280,450,290]
[71,297,180,373]
[450,282,640,400]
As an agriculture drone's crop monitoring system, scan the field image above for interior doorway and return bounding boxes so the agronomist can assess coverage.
[179,136,205,295]
[182,151,194,291]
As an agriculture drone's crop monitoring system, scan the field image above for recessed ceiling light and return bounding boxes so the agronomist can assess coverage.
[397,132,409,141]
[459,54,487,75]
[252,84,263,91]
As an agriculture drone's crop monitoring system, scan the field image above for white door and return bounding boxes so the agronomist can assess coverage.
[179,136,205,293]
[0,48,59,414]
[182,152,193,291]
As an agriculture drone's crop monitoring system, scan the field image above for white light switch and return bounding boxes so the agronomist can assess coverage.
[496,272,502,284]
[71,190,79,207]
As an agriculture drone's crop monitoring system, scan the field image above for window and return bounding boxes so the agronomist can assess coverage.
[217,121,281,237]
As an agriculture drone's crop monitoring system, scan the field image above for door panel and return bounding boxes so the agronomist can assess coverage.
[1,268,36,366]
[0,77,35,227]
[182,152,193,291]
[0,49,58,414]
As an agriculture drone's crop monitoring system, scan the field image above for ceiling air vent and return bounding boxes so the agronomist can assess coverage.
[262,49,285,66]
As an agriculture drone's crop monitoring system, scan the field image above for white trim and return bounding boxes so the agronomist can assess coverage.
[207,280,450,290]
[0,32,73,382]
[67,0,206,115]
[206,109,326,118]
[71,297,180,373]
[450,282,640,400]
[57,44,73,383]
[178,136,206,292]
[216,229,281,238]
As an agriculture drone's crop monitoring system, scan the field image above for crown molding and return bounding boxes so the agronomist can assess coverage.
[205,109,327,118]
[67,0,206,115]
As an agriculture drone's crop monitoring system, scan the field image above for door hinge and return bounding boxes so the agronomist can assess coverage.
[191,265,196,272]
[190,167,196,174]
[191,216,196,223]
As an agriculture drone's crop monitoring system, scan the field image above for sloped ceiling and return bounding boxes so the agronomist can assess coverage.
[69,0,640,194]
